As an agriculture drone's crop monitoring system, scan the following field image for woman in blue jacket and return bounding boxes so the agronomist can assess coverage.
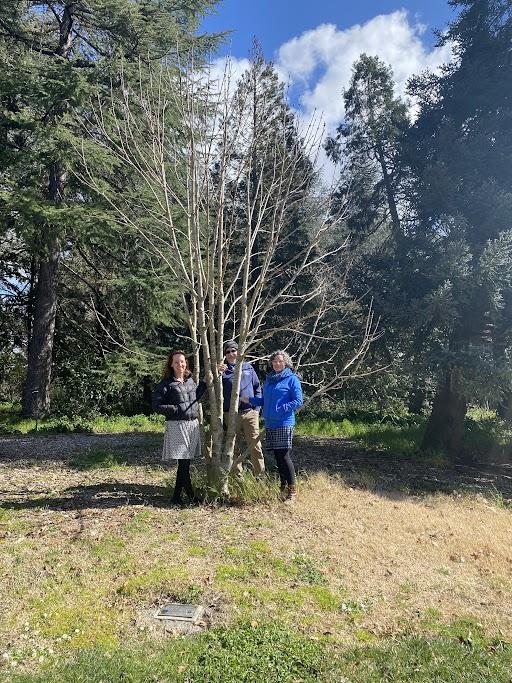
[241,350,303,500]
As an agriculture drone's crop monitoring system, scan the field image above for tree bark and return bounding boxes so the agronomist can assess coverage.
[375,140,401,237]
[407,387,426,415]
[22,162,65,417]
[21,5,73,418]
[22,237,61,417]
[421,370,467,457]
[497,391,512,423]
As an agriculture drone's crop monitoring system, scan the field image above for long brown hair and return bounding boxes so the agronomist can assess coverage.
[163,350,191,379]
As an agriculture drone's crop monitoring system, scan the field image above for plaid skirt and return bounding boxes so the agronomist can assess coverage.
[162,419,201,461]
[265,426,294,450]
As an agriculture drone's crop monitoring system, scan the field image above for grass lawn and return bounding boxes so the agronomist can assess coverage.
[0,431,511,682]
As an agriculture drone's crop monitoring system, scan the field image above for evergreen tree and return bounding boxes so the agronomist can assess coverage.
[406,0,512,455]
[326,54,410,243]
[325,55,424,411]
[0,229,28,402]
[0,0,218,417]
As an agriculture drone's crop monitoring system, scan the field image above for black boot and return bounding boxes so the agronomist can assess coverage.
[170,484,183,505]
[183,470,199,504]
[171,461,187,505]
[179,460,198,504]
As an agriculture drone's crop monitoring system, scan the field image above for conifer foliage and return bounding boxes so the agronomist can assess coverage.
[0,0,218,417]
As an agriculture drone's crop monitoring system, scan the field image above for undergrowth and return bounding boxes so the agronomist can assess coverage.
[1,402,511,461]
[0,404,164,435]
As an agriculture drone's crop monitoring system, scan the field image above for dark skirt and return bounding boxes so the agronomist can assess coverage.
[265,426,294,450]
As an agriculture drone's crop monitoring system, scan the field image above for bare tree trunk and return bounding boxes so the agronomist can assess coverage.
[421,370,467,457]
[22,162,65,417]
[497,392,512,423]
[493,313,512,423]
[22,236,61,417]
[25,255,37,341]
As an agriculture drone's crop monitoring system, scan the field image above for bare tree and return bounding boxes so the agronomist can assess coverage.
[80,55,380,491]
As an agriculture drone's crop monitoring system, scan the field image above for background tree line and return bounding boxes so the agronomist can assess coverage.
[1,0,511,463]
[325,0,512,456]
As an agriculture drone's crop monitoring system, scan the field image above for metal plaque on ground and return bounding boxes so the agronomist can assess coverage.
[154,603,204,623]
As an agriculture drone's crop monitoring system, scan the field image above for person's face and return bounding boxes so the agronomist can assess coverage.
[171,353,187,377]
[272,354,286,372]
[225,347,238,362]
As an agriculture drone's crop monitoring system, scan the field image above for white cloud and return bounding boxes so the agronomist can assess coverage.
[276,10,453,132]
[205,12,453,180]
[207,56,252,96]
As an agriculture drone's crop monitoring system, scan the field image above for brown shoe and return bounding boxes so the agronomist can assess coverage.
[285,484,297,502]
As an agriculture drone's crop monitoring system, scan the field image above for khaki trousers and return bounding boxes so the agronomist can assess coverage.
[224,410,265,476]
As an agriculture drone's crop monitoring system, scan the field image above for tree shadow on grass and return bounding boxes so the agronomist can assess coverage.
[2,433,512,509]
[293,437,512,501]
[0,482,173,512]
[0,478,271,512]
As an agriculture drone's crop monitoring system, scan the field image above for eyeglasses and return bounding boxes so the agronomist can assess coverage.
[225,349,237,354]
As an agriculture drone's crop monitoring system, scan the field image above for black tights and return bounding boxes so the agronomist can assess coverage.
[273,448,296,486]
[172,459,195,500]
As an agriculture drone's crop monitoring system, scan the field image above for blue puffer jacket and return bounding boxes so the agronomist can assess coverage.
[249,368,303,427]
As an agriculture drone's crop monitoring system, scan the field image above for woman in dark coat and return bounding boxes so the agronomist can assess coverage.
[152,350,206,505]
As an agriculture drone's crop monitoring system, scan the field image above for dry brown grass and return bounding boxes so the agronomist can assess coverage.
[297,473,512,636]
[1,443,511,673]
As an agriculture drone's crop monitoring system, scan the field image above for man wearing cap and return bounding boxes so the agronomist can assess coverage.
[218,340,265,477]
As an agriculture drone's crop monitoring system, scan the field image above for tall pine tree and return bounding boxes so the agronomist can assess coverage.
[0,0,218,417]
[407,0,512,455]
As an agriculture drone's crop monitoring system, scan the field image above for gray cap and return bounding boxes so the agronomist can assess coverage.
[223,339,238,352]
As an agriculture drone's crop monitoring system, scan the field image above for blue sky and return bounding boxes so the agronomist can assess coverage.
[201,1,456,59]
[201,2,456,173]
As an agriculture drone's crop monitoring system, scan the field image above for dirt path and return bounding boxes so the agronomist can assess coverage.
[294,436,512,499]
[0,433,512,499]
[1,432,511,500]
[0,432,160,464]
